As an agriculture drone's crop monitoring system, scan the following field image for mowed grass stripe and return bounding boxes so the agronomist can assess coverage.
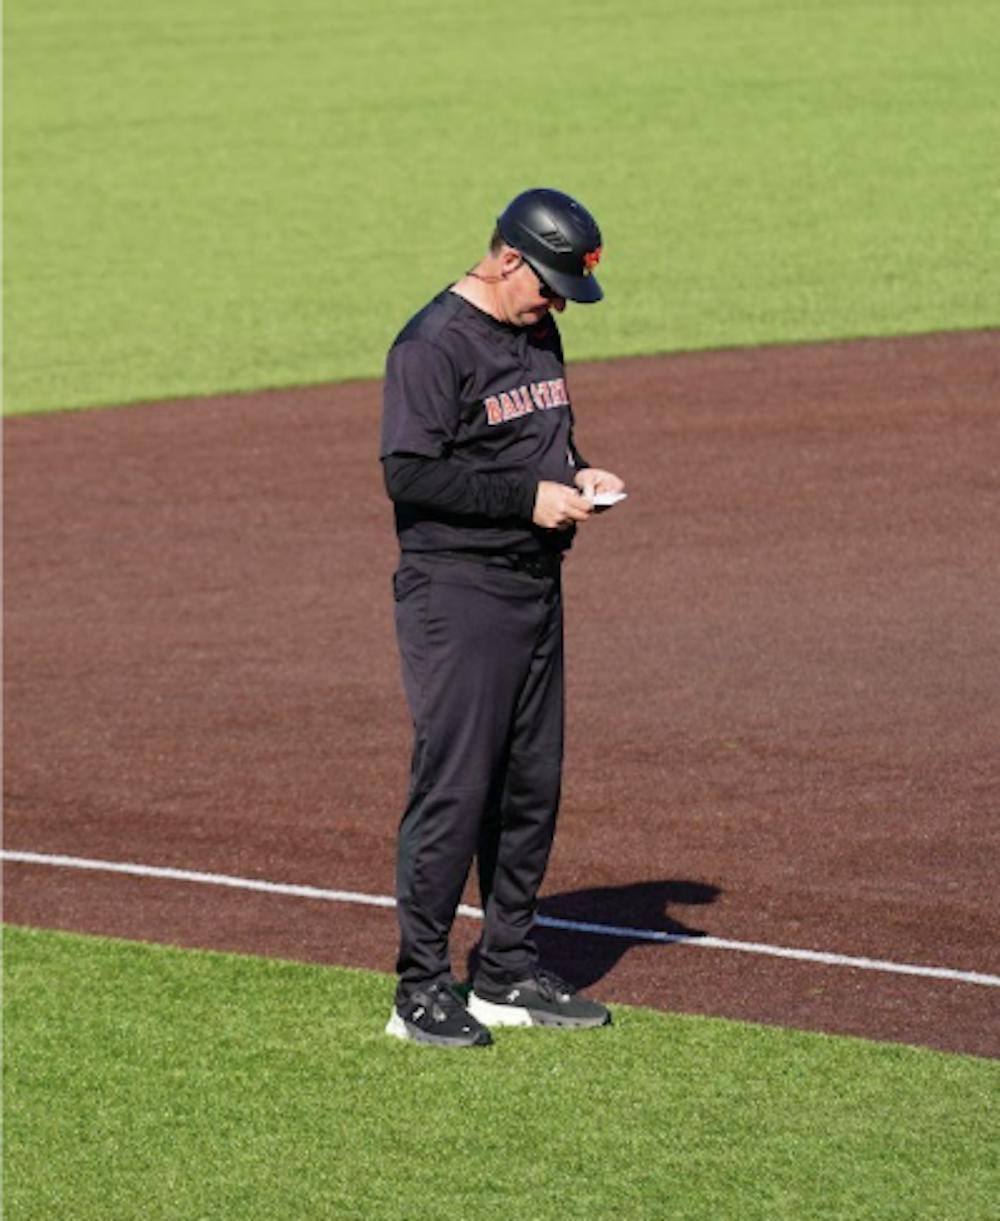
[4,926,998,1219]
[5,0,999,414]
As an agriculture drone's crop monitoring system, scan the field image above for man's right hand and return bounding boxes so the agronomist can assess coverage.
[532,481,594,530]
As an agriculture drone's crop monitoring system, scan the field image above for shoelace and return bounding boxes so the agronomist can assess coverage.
[426,982,467,1023]
[532,970,574,1003]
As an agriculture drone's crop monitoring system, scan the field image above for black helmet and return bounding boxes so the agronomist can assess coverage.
[496,188,604,304]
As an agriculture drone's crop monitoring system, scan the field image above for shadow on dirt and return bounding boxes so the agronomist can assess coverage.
[467,879,721,990]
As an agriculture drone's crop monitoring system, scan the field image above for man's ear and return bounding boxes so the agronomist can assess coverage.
[497,246,523,275]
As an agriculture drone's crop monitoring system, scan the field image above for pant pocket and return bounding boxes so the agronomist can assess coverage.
[393,561,430,603]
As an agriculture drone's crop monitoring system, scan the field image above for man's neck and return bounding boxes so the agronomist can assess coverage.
[451,258,507,322]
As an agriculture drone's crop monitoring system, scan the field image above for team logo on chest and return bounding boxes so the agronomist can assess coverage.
[484,378,569,426]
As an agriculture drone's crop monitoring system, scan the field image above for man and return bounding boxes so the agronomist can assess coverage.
[381,187,625,1048]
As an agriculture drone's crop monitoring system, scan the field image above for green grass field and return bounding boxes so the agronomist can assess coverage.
[4,0,998,413]
[5,926,998,1220]
[6,2,999,1215]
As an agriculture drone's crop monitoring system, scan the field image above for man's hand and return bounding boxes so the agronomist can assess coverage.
[533,481,594,530]
[574,467,626,499]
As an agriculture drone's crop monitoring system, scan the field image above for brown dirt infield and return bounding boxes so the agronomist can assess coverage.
[5,330,999,1058]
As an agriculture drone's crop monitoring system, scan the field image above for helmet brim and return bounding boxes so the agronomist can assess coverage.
[526,258,603,304]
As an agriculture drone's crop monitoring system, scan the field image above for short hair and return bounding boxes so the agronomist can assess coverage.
[489,225,504,255]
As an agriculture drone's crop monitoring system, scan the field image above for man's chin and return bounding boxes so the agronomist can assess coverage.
[518,307,549,327]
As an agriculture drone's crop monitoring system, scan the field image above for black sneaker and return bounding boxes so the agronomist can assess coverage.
[468,969,611,1029]
[385,981,493,1048]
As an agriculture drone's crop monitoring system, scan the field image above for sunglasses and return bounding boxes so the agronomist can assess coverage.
[503,256,559,300]
[535,273,559,301]
[524,259,559,300]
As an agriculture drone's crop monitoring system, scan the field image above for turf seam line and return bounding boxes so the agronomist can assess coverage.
[4,849,998,989]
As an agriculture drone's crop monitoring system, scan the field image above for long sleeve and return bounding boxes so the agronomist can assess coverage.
[382,454,537,522]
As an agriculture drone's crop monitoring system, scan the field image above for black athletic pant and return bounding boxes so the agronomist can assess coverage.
[392,550,564,1004]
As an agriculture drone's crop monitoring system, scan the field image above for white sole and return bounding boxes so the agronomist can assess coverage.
[468,991,612,1030]
[384,1007,493,1048]
[385,1010,409,1039]
[466,992,537,1028]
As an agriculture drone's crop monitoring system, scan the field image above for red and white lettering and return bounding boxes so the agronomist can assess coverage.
[485,380,569,425]
[532,381,551,409]
[515,386,534,415]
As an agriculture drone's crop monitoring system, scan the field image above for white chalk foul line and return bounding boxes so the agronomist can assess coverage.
[4,849,999,990]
